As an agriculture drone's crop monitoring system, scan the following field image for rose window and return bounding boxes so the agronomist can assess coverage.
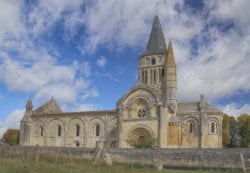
[138,109,146,118]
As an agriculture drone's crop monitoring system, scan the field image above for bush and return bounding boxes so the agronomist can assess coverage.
[130,162,144,169]
[132,138,156,148]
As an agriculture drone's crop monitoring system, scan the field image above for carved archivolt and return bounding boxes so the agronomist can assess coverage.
[127,124,155,145]
[122,89,158,119]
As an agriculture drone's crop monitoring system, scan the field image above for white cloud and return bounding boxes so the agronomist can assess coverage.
[0,0,24,39]
[76,0,250,103]
[207,0,250,31]
[0,0,101,113]
[0,109,24,137]
[97,56,107,67]
[0,0,249,110]
[0,54,98,104]
[95,72,118,82]
[75,104,99,112]
[27,0,84,36]
[221,103,250,116]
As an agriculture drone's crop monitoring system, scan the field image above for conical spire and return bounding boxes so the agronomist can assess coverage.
[143,16,167,55]
[166,40,176,67]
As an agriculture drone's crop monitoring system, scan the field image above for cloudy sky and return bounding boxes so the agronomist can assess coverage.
[0,0,249,136]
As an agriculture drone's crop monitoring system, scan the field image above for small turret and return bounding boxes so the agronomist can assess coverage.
[25,98,33,113]
[20,98,33,146]
[199,94,205,111]
[163,40,177,113]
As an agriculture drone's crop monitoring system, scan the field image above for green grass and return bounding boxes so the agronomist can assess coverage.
[0,157,240,173]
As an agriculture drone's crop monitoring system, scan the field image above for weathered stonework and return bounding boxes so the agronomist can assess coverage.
[20,16,224,149]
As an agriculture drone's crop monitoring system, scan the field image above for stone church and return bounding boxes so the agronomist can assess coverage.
[20,16,224,148]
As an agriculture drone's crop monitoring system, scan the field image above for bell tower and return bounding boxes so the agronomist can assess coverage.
[138,15,166,95]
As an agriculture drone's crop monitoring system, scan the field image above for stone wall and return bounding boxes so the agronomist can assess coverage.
[0,145,249,169]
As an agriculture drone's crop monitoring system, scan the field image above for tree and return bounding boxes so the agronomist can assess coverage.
[237,114,250,148]
[228,117,241,147]
[222,114,231,147]
[1,129,20,145]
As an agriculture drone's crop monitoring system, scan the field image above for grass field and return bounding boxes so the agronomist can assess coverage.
[0,157,241,173]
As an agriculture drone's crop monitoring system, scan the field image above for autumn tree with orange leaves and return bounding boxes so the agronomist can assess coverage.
[1,129,19,145]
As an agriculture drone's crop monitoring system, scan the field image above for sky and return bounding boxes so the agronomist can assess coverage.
[0,0,250,136]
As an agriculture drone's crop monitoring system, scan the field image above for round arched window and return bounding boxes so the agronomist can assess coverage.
[188,122,194,134]
[151,58,156,65]
[210,121,217,134]
[138,109,146,118]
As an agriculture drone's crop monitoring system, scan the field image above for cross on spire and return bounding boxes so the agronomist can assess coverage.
[155,2,159,15]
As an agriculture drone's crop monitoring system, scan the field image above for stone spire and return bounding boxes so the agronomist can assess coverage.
[143,15,167,55]
[163,40,177,113]
[166,40,176,67]
[25,97,33,113]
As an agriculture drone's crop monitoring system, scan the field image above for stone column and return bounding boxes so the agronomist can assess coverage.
[159,106,168,148]
[118,106,123,148]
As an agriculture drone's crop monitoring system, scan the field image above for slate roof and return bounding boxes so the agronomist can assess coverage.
[33,98,62,115]
[177,102,223,115]
[143,15,167,55]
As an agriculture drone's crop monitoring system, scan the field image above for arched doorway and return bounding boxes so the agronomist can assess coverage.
[128,127,154,147]
[110,141,117,148]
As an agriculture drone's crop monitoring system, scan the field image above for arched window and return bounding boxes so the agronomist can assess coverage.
[58,125,61,137]
[141,71,144,83]
[75,141,80,147]
[40,126,44,136]
[151,58,156,65]
[210,121,217,134]
[162,69,164,76]
[159,69,161,82]
[95,124,100,137]
[76,124,80,137]
[145,70,148,84]
[150,70,153,84]
[153,70,156,83]
[189,122,194,134]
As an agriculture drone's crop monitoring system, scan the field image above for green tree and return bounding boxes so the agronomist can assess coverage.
[229,116,240,147]
[222,114,231,147]
[237,114,250,147]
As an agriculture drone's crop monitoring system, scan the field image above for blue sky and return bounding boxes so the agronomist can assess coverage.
[0,0,249,135]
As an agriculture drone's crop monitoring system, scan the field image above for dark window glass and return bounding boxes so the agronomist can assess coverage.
[40,126,43,136]
[211,122,215,133]
[76,141,80,147]
[189,123,193,133]
[96,124,100,137]
[58,125,61,137]
[76,124,80,136]
[151,58,156,65]
[145,71,148,84]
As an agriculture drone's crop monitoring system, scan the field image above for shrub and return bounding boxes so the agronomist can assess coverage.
[132,138,156,148]
[130,162,144,169]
